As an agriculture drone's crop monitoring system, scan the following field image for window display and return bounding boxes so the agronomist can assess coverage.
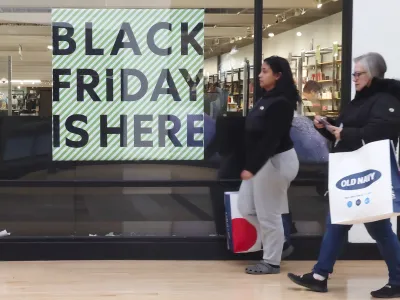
[0,0,346,248]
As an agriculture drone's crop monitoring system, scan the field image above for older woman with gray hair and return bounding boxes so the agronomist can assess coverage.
[288,52,400,298]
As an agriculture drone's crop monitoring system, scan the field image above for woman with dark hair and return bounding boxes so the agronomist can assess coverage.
[238,56,300,274]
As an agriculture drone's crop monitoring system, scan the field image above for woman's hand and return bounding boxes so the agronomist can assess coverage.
[314,115,325,129]
[327,125,342,140]
[241,170,254,180]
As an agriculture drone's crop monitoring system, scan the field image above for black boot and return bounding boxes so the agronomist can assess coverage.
[371,284,400,298]
[287,272,328,293]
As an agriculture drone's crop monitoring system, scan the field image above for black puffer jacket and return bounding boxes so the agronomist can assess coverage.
[318,78,400,153]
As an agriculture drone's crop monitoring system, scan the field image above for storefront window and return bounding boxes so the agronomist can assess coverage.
[0,3,253,237]
[0,0,344,238]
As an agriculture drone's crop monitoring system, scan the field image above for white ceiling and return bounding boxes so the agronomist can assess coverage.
[0,0,342,86]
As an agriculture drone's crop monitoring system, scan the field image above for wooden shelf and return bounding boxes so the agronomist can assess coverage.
[318,80,334,83]
[318,62,334,66]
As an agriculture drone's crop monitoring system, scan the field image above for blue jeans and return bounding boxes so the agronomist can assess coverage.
[282,213,292,245]
[313,214,400,285]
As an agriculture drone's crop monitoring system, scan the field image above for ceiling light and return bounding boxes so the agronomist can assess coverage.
[252,34,254,38]
[267,24,271,28]
[317,0,323,8]
[230,46,238,55]
[238,37,242,40]
[47,45,53,50]
[301,9,306,15]
[297,32,302,37]
[17,86,21,89]
[237,11,241,15]
[268,33,274,38]
[11,80,41,84]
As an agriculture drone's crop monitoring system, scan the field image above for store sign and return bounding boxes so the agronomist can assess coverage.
[51,9,204,161]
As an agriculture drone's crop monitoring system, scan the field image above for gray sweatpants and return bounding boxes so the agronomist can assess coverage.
[238,149,299,265]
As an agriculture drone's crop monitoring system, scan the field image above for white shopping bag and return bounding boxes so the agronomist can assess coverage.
[329,139,400,225]
[224,192,262,253]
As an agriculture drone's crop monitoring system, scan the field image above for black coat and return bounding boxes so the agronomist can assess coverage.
[318,78,400,153]
[243,90,294,174]
[215,90,295,177]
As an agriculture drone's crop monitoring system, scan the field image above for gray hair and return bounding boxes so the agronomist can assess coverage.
[354,52,387,79]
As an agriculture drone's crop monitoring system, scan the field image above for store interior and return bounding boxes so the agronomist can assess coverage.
[0,0,343,239]
[204,0,343,119]
[0,0,342,118]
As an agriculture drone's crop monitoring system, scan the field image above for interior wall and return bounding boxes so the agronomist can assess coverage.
[204,56,218,77]
[204,12,342,75]
[0,87,10,95]
[348,0,400,244]
[351,0,400,98]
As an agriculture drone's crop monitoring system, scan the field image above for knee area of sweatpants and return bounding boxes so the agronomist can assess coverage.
[257,213,283,230]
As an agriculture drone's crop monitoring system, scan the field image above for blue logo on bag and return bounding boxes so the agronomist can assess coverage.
[336,169,382,191]
[356,199,361,206]
[347,201,353,208]
[365,198,370,204]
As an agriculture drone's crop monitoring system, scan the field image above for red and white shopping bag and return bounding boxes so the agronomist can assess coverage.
[224,192,262,253]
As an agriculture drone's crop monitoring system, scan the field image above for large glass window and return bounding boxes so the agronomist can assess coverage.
[0,2,254,237]
[0,0,344,239]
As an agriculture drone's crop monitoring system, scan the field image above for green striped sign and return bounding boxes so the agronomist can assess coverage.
[51,9,204,161]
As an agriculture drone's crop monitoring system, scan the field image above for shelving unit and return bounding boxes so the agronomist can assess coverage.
[205,43,342,119]
[205,64,254,115]
[290,42,342,118]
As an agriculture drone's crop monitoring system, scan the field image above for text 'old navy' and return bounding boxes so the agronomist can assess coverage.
[336,169,382,191]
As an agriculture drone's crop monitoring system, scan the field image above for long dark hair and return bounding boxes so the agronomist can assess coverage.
[263,55,301,110]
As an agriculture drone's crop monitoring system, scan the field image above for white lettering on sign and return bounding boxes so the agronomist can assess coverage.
[341,172,376,187]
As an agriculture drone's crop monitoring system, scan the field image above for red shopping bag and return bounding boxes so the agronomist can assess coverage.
[224,192,262,253]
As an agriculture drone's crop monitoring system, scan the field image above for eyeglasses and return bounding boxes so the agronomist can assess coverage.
[352,72,367,78]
